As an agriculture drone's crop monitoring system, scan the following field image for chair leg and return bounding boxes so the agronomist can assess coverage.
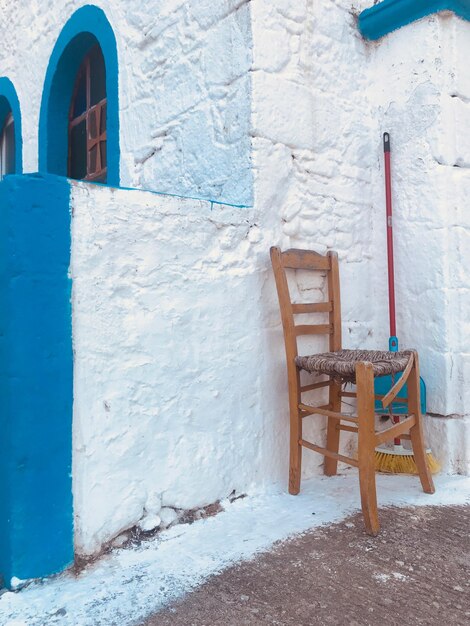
[356,362,380,536]
[288,371,302,495]
[289,406,302,495]
[408,352,435,494]
[324,380,342,476]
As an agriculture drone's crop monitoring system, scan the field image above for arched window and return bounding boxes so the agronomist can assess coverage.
[0,112,16,179]
[39,5,119,185]
[69,45,107,182]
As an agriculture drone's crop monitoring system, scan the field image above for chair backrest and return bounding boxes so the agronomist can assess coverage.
[270,247,342,373]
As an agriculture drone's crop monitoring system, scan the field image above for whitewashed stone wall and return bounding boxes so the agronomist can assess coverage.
[431,15,470,473]
[69,0,379,553]
[251,0,379,475]
[251,3,470,474]
[70,182,276,554]
[371,13,470,473]
[1,0,469,554]
[0,0,252,205]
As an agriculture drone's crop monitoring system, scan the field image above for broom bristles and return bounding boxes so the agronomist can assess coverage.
[375,449,441,474]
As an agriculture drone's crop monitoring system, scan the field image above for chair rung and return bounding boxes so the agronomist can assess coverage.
[300,380,331,392]
[375,415,416,446]
[340,391,357,398]
[299,403,358,424]
[300,439,359,468]
[294,324,333,336]
[292,302,333,314]
[299,403,331,418]
[340,390,409,403]
[375,393,408,403]
[338,424,358,434]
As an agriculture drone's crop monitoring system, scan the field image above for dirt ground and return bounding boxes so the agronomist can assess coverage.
[142,505,469,626]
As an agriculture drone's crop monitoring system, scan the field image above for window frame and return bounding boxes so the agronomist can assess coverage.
[0,112,15,180]
[68,45,107,183]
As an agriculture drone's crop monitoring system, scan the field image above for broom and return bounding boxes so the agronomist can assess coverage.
[374,132,440,474]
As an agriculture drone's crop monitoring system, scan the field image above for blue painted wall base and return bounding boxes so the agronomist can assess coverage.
[0,174,73,589]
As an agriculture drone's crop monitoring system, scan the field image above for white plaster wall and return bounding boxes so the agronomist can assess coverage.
[371,15,451,416]
[0,0,252,205]
[67,0,391,554]
[3,0,470,556]
[251,0,379,476]
[370,13,470,472]
[425,415,470,475]
[70,182,280,554]
[251,4,470,474]
[439,16,470,423]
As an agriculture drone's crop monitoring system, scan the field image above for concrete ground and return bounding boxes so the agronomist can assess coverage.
[2,474,468,626]
[143,505,470,626]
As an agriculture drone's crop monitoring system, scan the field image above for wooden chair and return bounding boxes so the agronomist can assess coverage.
[270,246,435,535]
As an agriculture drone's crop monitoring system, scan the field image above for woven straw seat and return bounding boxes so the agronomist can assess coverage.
[296,349,412,384]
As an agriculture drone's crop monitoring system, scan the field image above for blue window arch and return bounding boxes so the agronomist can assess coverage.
[0,77,23,175]
[39,5,119,185]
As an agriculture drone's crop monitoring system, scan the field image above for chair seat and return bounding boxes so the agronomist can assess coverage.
[295,349,412,384]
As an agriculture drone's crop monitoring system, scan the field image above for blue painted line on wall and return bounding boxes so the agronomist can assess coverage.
[359,0,470,41]
[0,174,73,588]
[111,179,253,209]
[0,77,23,174]
[39,5,119,185]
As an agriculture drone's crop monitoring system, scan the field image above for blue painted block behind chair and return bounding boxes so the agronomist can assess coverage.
[0,174,73,588]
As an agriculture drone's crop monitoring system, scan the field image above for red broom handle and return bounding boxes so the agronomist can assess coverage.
[384,133,396,339]
[384,133,401,444]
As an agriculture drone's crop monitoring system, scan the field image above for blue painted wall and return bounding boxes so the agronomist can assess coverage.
[39,5,119,185]
[0,77,23,174]
[0,174,73,588]
[359,0,470,41]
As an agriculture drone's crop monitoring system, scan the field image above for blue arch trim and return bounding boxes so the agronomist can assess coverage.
[39,5,119,185]
[0,77,23,174]
[359,0,470,41]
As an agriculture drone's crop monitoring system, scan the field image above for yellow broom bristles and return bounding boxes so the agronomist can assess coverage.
[375,450,441,475]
